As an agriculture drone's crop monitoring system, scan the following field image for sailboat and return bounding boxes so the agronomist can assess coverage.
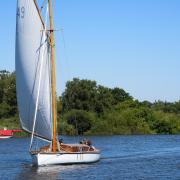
[15,0,100,166]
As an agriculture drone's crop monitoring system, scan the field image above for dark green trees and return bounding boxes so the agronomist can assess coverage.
[59,78,138,135]
[61,78,98,112]
[0,71,17,119]
[1,70,180,135]
[64,110,94,135]
[111,87,132,104]
[61,78,132,114]
[58,78,180,135]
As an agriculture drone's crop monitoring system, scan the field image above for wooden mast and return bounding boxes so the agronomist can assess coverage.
[48,0,57,152]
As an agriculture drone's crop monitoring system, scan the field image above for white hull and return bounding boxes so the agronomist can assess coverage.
[31,152,100,166]
[0,135,12,139]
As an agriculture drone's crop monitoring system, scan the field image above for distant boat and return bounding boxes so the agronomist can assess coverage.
[15,0,100,166]
[0,128,22,139]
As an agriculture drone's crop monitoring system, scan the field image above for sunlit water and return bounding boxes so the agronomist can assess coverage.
[1,135,180,179]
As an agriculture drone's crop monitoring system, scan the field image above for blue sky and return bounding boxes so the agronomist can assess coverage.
[1,0,180,102]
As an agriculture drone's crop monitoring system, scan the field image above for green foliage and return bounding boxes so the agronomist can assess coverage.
[88,107,153,135]
[153,100,180,114]
[62,78,98,112]
[58,78,180,135]
[0,116,20,129]
[150,111,180,134]
[119,108,153,134]
[111,87,132,104]
[61,78,132,114]
[57,117,76,135]
[0,71,17,119]
[13,131,29,137]
[63,109,96,135]
[1,70,180,136]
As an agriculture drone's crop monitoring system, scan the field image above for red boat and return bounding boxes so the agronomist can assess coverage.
[0,128,22,139]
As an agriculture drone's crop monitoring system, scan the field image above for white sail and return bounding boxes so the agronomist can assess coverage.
[15,0,52,141]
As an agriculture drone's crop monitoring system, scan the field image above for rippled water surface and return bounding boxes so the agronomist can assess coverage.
[1,135,180,179]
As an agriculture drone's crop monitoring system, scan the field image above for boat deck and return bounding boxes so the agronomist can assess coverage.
[31,143,99,154]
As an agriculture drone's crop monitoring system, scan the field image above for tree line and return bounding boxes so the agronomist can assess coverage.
[1,70,180,135]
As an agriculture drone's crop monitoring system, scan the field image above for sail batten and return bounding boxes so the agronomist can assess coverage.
[16,0,52,141]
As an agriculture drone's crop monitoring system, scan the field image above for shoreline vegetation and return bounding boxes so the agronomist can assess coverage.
[1,70,180,136]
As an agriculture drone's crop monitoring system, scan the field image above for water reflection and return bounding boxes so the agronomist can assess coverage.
[17,163,92,180]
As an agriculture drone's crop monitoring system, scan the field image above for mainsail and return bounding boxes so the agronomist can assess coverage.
[15,0,52,141]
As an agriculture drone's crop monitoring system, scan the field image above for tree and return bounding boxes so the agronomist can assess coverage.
[94,85,114,113]
[60,78,131,114]
[64,109,94,135]
[0,71,17,119]
[61,78,97,112]
[111,87,132,104]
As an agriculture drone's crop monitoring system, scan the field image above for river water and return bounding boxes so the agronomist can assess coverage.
[1,135,180,179]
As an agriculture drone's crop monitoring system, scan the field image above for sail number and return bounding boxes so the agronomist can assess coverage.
[17,6,25,19]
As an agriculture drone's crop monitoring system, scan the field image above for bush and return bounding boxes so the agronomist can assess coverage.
[63,110,96,135]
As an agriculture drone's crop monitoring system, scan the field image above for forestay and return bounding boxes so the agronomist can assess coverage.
[15,0,52,141]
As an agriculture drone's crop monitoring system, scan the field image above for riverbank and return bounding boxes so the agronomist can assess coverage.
[1,115,180,137]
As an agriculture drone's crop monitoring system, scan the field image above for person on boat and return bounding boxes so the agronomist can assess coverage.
[80,139,94,148]
[59,138,64,144]
[80,139,91,146]
[86,140,92,146]
[80,138,87,145]
[87,140,95,150]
